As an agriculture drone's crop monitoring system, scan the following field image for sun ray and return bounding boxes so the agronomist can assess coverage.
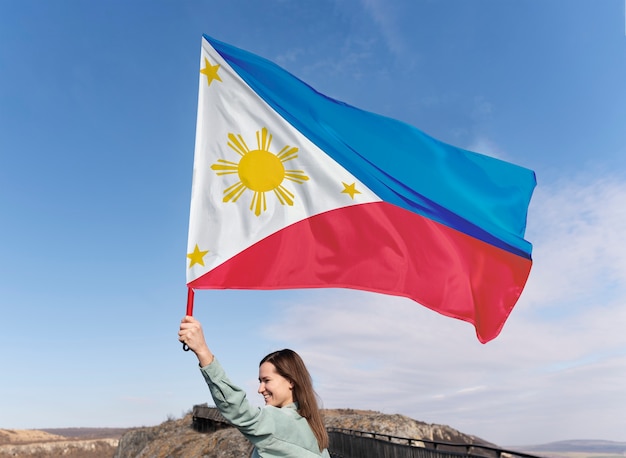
[250,191,267,216]
[211,159,240,175]
[277,145,299,162]
[257,127,272,151]
[274,188,286,205]
[227,133,250,157]
[274,185,295,206]
[284,169,309,183]
[223,181,247,203]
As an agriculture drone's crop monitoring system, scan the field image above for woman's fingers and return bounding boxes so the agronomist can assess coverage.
[178,316,206,349]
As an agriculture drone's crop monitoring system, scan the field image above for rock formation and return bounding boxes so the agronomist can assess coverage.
[114,408,493,458]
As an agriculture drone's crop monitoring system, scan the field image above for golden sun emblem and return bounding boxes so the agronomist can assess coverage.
[211,128,309,216]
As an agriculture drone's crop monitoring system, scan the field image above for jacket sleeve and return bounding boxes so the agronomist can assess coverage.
[200,358,270,435]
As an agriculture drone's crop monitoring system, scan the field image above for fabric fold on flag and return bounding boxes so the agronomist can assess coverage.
[186,34,536,343]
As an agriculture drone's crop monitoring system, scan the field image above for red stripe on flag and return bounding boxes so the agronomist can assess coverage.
[188,202,531,343]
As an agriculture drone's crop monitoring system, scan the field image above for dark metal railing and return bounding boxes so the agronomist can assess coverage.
[328,428,545,458]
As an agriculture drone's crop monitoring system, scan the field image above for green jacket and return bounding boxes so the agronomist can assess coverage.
[201,358,330,457]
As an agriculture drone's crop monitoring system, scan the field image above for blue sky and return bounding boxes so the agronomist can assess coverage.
[1,0,625,446]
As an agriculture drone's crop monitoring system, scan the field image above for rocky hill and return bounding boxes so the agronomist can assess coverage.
[0,428,122,458]
[114,408,494,458]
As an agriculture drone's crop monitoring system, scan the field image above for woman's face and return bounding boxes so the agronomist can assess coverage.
[258,362,294,408]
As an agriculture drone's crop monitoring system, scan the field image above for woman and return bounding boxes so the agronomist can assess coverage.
[179,316,330,457]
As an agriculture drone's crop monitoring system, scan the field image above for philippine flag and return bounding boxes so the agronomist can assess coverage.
[186,35,536,343]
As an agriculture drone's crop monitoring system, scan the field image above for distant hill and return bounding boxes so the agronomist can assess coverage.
[512,440,626,458]
[40,428,130,440]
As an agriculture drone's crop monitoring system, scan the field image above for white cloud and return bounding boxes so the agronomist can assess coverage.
[359,0,410,63]
[523,176,626,310]
[467,137,505,160]
[261,175,626,445]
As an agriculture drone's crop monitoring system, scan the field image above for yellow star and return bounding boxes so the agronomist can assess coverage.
[200,58,222,86]
[187,244,209,268]
[341,182,361,199]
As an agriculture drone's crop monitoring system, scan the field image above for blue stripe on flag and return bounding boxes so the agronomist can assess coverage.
[204,34,535,259]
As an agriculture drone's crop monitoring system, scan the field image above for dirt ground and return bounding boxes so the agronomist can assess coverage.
[0,429,66,445]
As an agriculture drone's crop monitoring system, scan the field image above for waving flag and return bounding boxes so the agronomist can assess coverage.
[186,35,536,343]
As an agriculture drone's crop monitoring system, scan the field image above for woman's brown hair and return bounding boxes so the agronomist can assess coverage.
[260,349,329,451]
